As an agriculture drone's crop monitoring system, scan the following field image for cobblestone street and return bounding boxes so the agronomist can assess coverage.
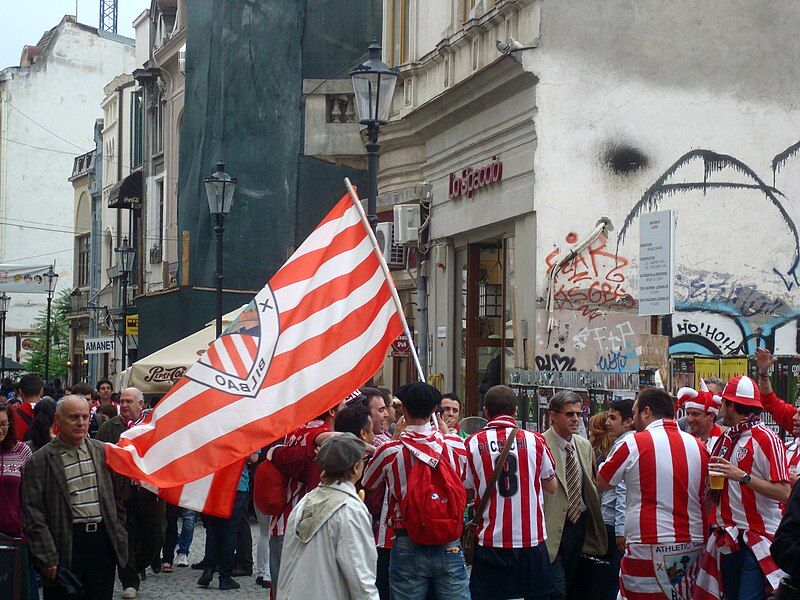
[113,523,268,600]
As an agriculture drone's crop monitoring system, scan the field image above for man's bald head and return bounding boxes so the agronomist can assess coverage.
[55,395,90,446]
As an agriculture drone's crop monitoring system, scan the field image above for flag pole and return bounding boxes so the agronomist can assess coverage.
[345,178,426,382]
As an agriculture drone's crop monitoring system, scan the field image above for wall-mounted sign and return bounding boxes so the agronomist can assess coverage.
[448,156,503,199]
[391,334,410,356]
[638,209,675,316]
[84,337,115,355]
[125,315,139,335]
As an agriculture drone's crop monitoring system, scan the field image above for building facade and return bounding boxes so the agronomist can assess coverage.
[0,16,134,368]
[375,0,800,414]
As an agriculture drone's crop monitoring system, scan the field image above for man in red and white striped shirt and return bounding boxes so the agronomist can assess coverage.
[464,385,556,599]
[597,388,709,600]
[694,375,791,600]
[363,382,469,600]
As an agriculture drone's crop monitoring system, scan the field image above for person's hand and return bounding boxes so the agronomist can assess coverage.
[435,413,449,434]
[392,416,407,440]
[709,456,747,482]
[43,565,57,581]
[616,536,625,552]
[755,348,776,374]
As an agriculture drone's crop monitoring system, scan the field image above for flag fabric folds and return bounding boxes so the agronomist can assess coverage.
[105,190,404,516]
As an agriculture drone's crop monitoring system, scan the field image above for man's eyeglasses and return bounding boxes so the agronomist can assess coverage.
[559,411,581,418]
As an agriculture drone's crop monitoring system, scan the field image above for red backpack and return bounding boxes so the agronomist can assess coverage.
[400,449,467,545]
[253,459,289,516]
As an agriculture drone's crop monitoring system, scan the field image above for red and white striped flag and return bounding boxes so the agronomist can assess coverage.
[105,188,405,516]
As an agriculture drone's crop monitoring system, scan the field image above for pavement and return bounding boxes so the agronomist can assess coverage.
[113,523,269,600]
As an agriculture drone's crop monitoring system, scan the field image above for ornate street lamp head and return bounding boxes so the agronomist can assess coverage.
[204,162,238,216]
[350,43,399,127]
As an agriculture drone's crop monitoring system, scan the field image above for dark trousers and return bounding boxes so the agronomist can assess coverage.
[43,523,116,600]
[720,532,767,600]
[470,543,553,600]
[376,547,391,600]
[550,515,586,600]
[119,488,166,590]
[204,491,246,578]
[234,493,253,570]
[591,525,622,600]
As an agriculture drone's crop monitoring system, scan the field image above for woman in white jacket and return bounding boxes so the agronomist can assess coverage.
[278,433,379,600]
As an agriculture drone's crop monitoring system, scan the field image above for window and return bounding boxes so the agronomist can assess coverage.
[462,0,477,21]
[76,234,90,288]
[389,0,410,66]
[131,91,143,168]
[152,95,163,154]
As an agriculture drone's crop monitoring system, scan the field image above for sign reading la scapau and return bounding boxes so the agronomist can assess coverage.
[448,156,503,199]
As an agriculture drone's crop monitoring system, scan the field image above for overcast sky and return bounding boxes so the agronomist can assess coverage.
[0,0,150,70]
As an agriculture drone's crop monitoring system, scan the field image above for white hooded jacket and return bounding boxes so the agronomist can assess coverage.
[277,480,379,600]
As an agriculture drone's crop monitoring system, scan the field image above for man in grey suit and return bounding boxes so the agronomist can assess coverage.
[21,395,128,600]
[542,390,607,599]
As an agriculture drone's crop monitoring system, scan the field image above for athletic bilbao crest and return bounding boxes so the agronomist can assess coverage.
[654,543,702,600]
[187,286,280,397]
[736,447,749,462]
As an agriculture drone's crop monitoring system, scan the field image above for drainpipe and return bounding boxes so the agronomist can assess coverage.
[415,183,432,380]
[88,120,103,385]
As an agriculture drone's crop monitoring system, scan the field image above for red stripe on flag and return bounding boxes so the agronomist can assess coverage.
[242,334,257,356]
[204,344,223,370]
[222,335,248,378]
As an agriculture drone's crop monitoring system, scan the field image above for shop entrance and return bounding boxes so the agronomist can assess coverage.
[456,239,515,416]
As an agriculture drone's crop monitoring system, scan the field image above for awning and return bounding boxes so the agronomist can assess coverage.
[108,171,143,210]
[121,304,246,394]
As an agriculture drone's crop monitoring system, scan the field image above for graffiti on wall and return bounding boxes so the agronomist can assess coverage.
[545,235,634,321]
[572,321,639,373]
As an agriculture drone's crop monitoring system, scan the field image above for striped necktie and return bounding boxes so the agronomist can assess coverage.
[565,443,582,523]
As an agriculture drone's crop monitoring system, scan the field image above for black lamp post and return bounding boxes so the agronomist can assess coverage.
[0,293,10,381]
[115,237,135,371]
[350,43,398,231]
[43,266,58,381]
[204,162,237,338]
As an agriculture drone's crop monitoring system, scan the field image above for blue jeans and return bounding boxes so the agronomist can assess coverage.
[720,533,767,600]
[177,509,196,555]
[389,536,469,600]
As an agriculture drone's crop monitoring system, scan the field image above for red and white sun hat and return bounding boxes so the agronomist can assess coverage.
[721,375,762,408]
[676,379,723,415]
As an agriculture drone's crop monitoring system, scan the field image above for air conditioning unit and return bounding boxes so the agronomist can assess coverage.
[376,222,406,268]
[393,204,420,245]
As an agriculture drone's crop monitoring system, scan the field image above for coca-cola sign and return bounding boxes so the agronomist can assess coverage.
[448,156,503,199]
[143,365,187,383]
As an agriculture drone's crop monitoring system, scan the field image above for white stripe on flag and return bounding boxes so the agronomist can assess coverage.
[215,343,238,374]
[178,473,215,510]
[231,335,253,367]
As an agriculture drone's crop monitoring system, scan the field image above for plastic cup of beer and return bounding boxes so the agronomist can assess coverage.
[709,470,725,490]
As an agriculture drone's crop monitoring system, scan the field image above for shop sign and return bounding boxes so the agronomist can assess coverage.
[84,337,115,355]
[143,366,187,383]
[125,315,139,335]
[448,156,503,199]
[392,334,410,356]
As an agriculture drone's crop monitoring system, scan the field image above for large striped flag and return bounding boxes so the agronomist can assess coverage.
[105,185,406,516]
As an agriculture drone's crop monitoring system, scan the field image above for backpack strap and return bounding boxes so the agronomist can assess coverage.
[469,427,520,525]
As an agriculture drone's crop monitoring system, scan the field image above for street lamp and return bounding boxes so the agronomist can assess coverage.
[115,237,135,371]
[0,293,10,380]
[350,42,398,231]
[43,266,58,381]
[204,162,237,338]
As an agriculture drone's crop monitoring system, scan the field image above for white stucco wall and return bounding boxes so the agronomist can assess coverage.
[0,20,134,337]
[523,0,800,370]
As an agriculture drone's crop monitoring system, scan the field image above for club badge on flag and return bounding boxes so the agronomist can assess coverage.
[104,183,412,516]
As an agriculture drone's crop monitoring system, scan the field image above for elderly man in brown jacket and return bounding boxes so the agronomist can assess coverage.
[21,395,128,600]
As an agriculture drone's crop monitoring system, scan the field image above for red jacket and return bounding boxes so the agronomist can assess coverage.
[761,391,797,432]
[11,402,34,441]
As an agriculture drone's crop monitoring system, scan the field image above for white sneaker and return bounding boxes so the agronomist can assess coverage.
[175,553,189,567]
[121,588,138,599]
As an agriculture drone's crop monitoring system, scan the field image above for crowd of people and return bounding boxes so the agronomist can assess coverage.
[4,349,800,599]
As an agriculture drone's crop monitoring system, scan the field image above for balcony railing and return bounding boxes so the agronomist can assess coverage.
[325,94,356,123]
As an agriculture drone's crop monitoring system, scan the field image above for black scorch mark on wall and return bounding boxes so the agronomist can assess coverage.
[604,144,650,176]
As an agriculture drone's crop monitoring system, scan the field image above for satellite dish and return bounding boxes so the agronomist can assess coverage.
[459,416,488,435]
